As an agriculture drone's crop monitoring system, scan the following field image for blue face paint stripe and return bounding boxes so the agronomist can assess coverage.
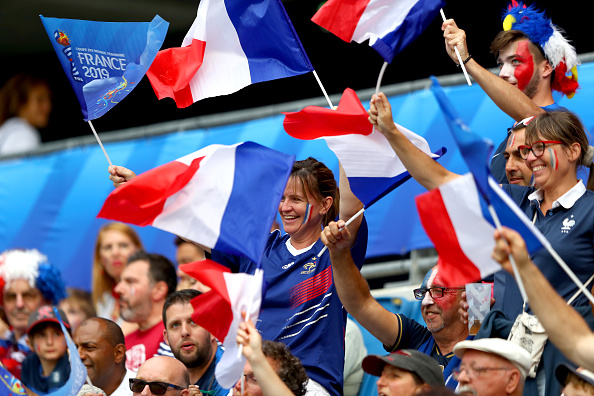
[549,148,558,170]
[302,203,312,225]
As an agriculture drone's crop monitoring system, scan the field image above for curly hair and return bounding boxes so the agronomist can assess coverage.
[262,340,308,396]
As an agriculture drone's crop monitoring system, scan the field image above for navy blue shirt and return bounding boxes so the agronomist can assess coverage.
[489,103,566,184]
[196,345,228,396]
[21,352,70,394]
[496,183,594,314]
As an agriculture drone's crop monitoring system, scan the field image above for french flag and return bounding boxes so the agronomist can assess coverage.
[416,173,548,286]
[98,142,294,265]
[147,0,313,108]
[283,88,445,207]
[181,259,263,389]
[312,0,445,63]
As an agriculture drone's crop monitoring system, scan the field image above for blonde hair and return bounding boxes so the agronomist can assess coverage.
[92,222,143,308]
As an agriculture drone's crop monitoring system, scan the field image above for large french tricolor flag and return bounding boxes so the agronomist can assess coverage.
[181,259,263,389]
[283,88,445,207]
[312,0,445,63]
[98,142,294,264]
[147,0,313,108]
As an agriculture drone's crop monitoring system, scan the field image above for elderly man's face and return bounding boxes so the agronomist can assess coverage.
[456,350,519,396]
[3,279,44,336]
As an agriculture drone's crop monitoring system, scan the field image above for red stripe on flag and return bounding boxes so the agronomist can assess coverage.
[282,88,372,140]
[289,266,333,308]
[184,260,234,342]
[311,0,370,42]
[97,156,205,226]
[415,188,481,286]
[147,38,206,108]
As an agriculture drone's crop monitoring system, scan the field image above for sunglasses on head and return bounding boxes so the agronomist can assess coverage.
[129,378,185,395]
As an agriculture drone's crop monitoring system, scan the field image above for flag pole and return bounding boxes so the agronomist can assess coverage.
[439,9,472,86]
[312,70,334,108]
[317,207,365,258]
[88,120,113,166]
[236,268,262,359]
[487,204,529,308]
[376,62,388,95]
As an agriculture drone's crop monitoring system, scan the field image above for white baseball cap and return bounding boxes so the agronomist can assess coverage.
[453,338,532,379]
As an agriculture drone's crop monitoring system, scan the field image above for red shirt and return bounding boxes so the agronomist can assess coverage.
[124,321,166,372]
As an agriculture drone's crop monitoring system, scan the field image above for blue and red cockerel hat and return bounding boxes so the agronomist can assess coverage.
[502,0,579,98]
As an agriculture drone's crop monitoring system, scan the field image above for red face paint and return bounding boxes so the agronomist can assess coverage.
[514,41,535,92]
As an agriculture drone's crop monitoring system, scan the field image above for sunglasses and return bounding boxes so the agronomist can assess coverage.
[413,286,465,300]
[129,378,185,395]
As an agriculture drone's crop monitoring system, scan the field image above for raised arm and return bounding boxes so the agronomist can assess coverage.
[492,227,594,371]
[338,162,364,243]
[442,19,544,122]
[236,318,295,396]
[369,92,459,191]
[321,221,400,347]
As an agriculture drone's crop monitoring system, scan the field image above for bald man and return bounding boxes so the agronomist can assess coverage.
[131,356,189,396]
[74,317,135,396]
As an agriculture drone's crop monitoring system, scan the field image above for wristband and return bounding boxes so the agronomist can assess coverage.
[457,54,472,68]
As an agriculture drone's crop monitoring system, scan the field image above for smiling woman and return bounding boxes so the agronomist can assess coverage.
[212,157,368,396]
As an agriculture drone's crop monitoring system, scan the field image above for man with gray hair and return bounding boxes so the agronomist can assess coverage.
[453,338,531,396]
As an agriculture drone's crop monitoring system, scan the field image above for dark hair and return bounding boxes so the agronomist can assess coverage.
[162,288,201,326]
[262,340,308,396]
[490,30,547,63]
[127,251,178,296]
[290,157,339,227]
[0,73,50,125]
[525,110,594,190]
[101,318,126,348]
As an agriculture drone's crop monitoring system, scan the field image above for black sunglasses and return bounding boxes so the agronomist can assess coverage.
[129,378,185,395]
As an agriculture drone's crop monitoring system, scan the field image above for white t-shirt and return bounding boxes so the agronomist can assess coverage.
[0,117,41,155]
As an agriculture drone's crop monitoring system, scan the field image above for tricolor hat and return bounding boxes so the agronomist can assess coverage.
[502,0,579,98]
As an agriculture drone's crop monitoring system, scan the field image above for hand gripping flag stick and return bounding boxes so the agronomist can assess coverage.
[317,207,365,258]
[440,9,471,86]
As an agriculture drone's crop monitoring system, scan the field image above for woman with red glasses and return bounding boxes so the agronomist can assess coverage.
[368,92,594,394]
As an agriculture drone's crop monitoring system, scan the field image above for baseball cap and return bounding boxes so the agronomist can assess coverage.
[26,305,70,336]
[362,349,445,387]
[555,363,594,387]
[453,338,531,379]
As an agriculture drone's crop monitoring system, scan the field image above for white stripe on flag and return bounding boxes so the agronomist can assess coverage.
[153,145,237,248]
[187,0,251,101]
[353,0,419,44]
[324,124,436,178]
[440,174,501,278]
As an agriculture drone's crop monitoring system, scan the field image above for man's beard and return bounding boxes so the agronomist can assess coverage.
[173,343,212,369]
[521,68,540,99]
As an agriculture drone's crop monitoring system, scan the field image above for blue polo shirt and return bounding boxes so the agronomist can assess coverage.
[497,182,594,314]
[489,103,566,184]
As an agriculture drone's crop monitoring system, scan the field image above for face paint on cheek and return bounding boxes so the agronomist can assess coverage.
[508,133,516,148]
[302,203,312,225]
[514,41,535,92]
[130,286,136,296]
[549,148,558,170]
